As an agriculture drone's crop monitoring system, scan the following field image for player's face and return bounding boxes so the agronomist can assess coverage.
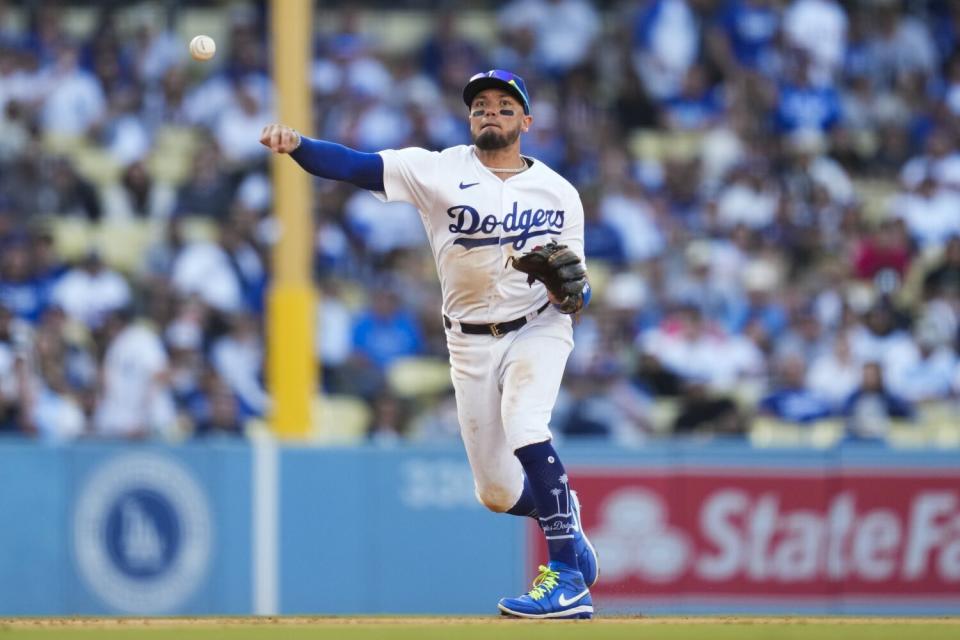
[469,89,532,151]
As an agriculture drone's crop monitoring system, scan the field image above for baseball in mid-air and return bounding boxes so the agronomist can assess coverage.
[189,35,216,61]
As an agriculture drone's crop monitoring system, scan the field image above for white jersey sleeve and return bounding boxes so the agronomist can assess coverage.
[373,147,440,212]
[556,184,586,266]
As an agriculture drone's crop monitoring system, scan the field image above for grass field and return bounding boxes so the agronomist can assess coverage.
[2,617,959,640]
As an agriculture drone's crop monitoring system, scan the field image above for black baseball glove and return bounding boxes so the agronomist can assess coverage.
[508,241,587,314]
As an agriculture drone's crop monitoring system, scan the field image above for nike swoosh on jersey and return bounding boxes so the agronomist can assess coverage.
[459,181,479,189]
[557,589,590,607]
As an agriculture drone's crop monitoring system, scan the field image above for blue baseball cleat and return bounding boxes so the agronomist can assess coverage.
[498,562,593,619]
[571,490,599,587]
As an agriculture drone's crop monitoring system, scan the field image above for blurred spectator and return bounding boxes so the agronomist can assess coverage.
[519,100,566,168]
[632,0,700,100]
[945,55,960,118]
[598,155,665,263]
[661,65,724,131]
[709,0,780,74]
[98,87,150,167]
[0,238,48,323]
[171,217,265,314]
[165,297,207,416]
[853,219,911,282]
[367,392,407,446]
[129,20,183,86]
[409,387,460,441]
[783,0,847,84]
[418,10,484,85]
[641,305,764,391]
[782,129,853,207]
[923,235,960,300]
[105,160,176,220]
[673,382,746,437]
[41,157,103,221]
[775,304,827,361]
[210,312,268,417]
[581,189,627,266]
[900,129,960,192]
[0,97,31,162]
[864,5,937,89]
[850,303,915,385]
[670,240,738,319]
[343,190,427,259]
[774,58,842,134]
[352,289,424,371]
[806,334,861,410]
[315,280,354,390]
[50,250,131,329]
[173,144,236,218]
[699,109,749,189]
[92,308,176,439]
[759,353,833,424]
[715,161,780,230]
[556,360,653,445]
[215,82,272,168]
[143,215,188,281]
[192,370,245,438]
[842,361,913,441]
[30,366,86,442]
[726,260,788,337]
[0,303,31,435]
[501,0,600,76]
[887,319,956,404]
[890,173,960,253]
[39,43,106,136]
[142,66,191,129]
[556,373,615,440]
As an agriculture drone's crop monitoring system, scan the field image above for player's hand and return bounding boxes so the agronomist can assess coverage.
[259,124,302,154]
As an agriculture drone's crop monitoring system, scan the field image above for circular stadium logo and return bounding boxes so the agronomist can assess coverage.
[72,453,213,614]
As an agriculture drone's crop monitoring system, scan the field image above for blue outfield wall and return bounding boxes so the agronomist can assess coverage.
[0,440,525,616]
[0,441,254,616]
[277,446,525,614]
[0,439,958,616]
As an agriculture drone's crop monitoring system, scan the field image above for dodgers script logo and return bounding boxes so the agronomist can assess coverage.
[73,453,212,614]
[448,201,564,249]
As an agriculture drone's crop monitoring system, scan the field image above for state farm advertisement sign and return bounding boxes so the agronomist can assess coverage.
[530,469,960,601]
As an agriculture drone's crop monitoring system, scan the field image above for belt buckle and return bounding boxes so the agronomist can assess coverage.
[489,323,503,338]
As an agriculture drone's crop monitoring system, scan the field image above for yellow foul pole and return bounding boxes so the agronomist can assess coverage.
[268,0,314,439]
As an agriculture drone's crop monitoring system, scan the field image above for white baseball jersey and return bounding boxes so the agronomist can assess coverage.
[373,145,586,323]
[374,144,584,508]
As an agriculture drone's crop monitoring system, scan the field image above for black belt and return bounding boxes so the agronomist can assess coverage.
[444,301,550,337]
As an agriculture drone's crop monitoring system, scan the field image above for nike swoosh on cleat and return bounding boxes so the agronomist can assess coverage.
[459,181,479,189]
[557,589,590,607]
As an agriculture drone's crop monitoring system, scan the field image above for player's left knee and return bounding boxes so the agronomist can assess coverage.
[475,484,516,513]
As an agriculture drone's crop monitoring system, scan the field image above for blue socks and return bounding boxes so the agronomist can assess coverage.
[506,476,538,518]
[513,440,578,569]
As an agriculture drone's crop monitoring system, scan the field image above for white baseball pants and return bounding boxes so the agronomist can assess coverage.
[445,307,573,512]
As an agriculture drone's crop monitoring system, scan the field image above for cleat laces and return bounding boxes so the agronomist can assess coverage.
[527,565,559,601]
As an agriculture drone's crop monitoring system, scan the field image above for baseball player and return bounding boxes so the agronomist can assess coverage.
[260,69,597,619]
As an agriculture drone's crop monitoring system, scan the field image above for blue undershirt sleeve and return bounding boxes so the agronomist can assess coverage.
[288,136,385,192]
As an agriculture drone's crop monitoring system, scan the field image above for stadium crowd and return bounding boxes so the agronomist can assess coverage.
[2,0,960,447]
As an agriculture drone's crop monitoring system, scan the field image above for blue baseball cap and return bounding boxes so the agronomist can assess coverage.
[462,70,531,115]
